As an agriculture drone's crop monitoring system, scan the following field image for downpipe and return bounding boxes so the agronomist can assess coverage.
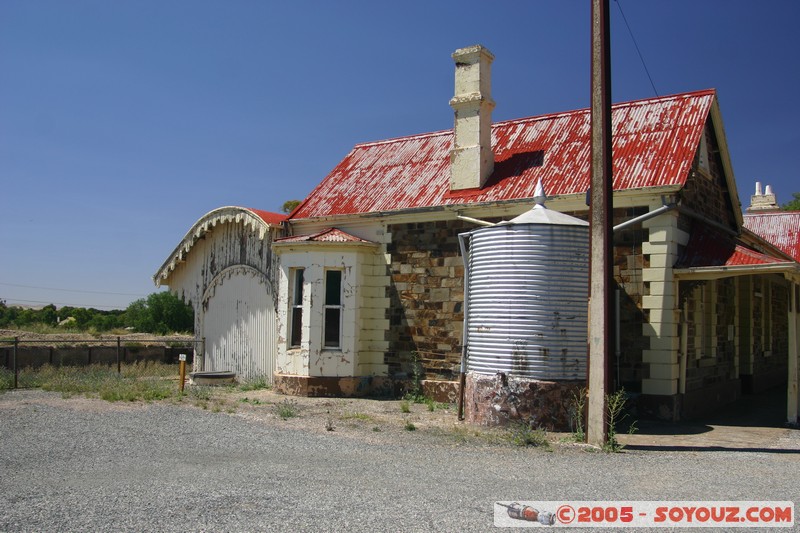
[457,232,471,421]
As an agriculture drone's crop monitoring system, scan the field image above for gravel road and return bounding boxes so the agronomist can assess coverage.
[1,390,797,532]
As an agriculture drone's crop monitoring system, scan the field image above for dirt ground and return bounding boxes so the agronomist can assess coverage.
[181,385,560,448]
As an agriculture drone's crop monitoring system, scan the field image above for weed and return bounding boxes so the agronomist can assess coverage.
[508,422,550,449]
[189,386,213,401]
[0,367,13,391]
[340,411,373,421]
[325,417,336,431]
[372,426,381,432]
[567,387,587,443]
[404,420,416,431]
[239,397,262,405]
[603,388,635,453]
[239,375,271,392]
[401,351,427,403]
[11,363,180,402]
[275,398,298,419]
[399,400,411,413]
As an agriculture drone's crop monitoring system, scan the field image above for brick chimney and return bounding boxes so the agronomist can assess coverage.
[449,45,495,191]
[747,181,780,212]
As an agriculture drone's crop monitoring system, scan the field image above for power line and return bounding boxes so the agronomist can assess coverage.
[2,298,125,310]
[0,282,147,297]
[614,0,659,97]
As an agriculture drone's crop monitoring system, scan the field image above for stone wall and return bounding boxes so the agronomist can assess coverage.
[386,220,470,380]
[750,276,789,392]
[682,125,736,229]
[387,211,650,387]
[612,206,650,391]
[464,372,584,431]
[684,278,737,393]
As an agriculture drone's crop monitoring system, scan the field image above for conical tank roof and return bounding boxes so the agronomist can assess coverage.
[504,179,588,226]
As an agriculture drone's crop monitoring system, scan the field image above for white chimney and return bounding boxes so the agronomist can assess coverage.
[449,45,495,191]
[747,181,780,212]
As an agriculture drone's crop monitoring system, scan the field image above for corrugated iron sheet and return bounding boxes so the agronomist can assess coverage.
[466,223,589,381]
[276,228,373,243]
[202,266,277,381]
[248,208,287,226]
[676,225,792,268]
[743,212,800,262]
[292,90,715,219]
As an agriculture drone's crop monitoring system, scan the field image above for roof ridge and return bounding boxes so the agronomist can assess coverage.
[354,128,453,149]
[351,89,717,149]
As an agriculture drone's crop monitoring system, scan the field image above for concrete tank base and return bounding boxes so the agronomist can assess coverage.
[189,371,236,386]
[464,372,585,431]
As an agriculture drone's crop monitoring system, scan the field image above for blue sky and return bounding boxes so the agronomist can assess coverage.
[2,1,798,310]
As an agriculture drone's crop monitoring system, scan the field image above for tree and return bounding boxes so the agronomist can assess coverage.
[39,304,58,327]
[124,292,193,334]
[281,199,301,214]
[781,192,800,211]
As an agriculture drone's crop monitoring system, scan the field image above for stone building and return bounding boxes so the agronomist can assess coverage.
[156,45,800,425]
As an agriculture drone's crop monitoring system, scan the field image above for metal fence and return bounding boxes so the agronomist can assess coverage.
[0,337,204,389]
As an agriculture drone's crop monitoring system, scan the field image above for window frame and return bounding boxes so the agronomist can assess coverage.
[322,269,343,350]
[289,268,304,348]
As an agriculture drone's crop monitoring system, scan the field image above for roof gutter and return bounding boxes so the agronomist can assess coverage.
[674,262,799,281]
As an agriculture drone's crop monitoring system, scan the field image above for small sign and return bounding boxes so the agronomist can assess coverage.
[179,353,187,362]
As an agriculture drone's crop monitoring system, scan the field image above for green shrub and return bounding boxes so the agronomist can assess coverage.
[275,398,298,419]
[400,400,411,413]
[508,423,550,449]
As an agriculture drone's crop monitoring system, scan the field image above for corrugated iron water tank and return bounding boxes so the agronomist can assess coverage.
[463,202,589,381]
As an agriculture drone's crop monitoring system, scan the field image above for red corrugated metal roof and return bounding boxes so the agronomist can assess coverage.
[292,89,716,219]
[246,208,286,225]
[743,211,800,262]
[275,228,374,244]
[676,225,792,269]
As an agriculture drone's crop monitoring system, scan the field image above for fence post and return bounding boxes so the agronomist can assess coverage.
[117,337,121,374]
[13,337,18,389]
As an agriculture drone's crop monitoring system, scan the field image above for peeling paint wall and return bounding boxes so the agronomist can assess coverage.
[275,244,389,378]
[161,215,280,381]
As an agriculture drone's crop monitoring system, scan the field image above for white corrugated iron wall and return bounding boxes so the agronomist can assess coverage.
[161,211,281,383]
[202,267,276,381]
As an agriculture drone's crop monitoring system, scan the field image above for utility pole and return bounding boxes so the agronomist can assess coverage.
[588,0,613,447]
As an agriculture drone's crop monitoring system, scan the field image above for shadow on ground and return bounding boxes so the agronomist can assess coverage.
[621,386,799,454]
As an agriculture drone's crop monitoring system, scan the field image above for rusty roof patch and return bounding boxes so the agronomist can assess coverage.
[292,90,716,219]
[743,211,800,262]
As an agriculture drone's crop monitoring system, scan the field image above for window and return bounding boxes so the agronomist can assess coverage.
[323,270,342,348]
[289,269,304,347]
